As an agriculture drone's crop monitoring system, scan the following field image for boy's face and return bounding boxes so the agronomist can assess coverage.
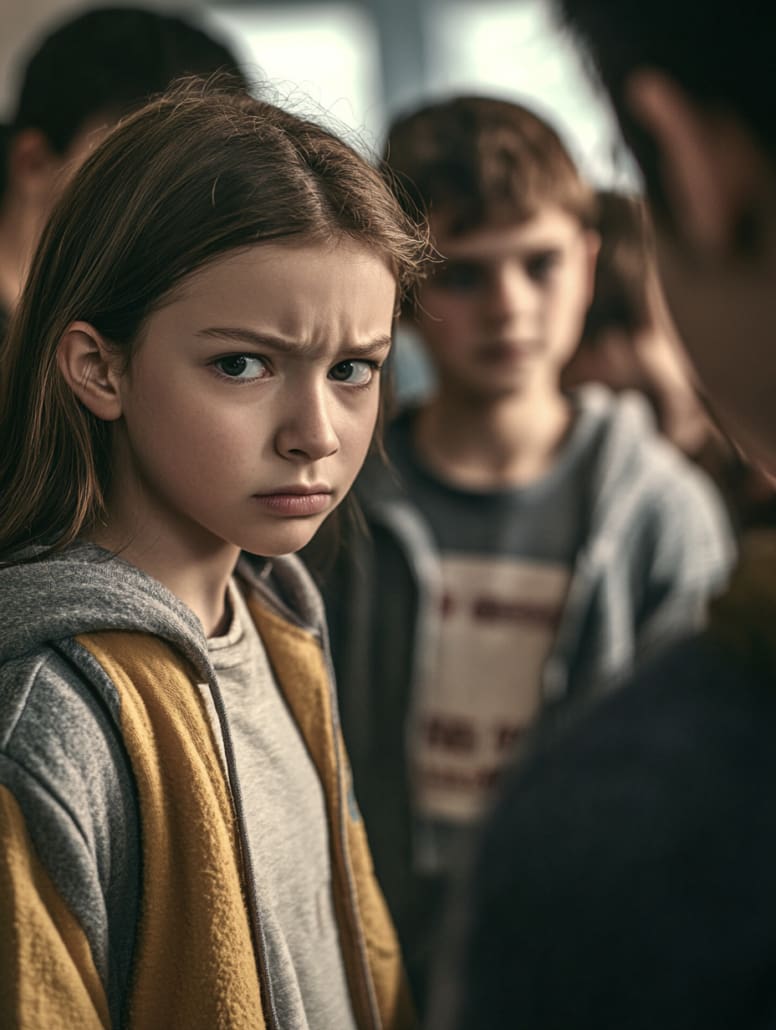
[413,206,598,401]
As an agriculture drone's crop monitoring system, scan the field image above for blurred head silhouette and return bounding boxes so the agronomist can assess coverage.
[557,0,776,473]
[0,5,247,320]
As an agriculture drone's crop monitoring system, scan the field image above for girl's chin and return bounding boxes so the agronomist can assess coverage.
[238,517,332,558]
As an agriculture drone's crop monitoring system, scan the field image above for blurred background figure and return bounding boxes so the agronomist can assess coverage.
[564,190,709,457]
[565,189,776,532]
[0,4,247,338]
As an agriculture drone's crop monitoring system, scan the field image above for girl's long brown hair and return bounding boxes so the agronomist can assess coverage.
[0,82,428,561]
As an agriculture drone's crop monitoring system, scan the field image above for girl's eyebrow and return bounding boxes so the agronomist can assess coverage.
[196,326,392,357]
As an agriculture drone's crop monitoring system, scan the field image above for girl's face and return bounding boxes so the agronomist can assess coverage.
[108,240,396,561]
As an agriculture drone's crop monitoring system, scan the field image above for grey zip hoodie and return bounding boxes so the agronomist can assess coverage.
[0,543,356,1028]
[318,384,735,1003]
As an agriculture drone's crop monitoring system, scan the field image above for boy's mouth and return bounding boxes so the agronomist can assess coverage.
[477,341,538,362]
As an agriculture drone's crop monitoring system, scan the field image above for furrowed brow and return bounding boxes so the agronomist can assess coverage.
[197,327,303,352]
[197,326,392,357]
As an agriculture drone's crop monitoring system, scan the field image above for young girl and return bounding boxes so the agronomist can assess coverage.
[0,84,425,1029]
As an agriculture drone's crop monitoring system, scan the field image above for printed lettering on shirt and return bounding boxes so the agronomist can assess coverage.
[409,554,569,824]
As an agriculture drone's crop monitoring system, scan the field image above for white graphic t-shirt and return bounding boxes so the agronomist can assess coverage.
[387,403,604,876]
[409,554,570,825]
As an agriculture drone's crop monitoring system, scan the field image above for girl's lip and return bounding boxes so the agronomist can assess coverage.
[259,484,332,496]
[252,491,332,516]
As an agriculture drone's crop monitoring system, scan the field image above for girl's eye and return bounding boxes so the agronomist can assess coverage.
[213,354,268,381]
[329,360,377,387]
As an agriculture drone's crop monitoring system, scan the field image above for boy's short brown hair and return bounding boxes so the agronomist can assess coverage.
[384,95,597,236]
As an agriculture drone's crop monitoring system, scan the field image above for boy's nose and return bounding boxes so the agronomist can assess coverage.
[485,265,534,324]
[274,384,339,462]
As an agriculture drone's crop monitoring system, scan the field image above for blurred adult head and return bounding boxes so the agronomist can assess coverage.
[564,190,709,456]
[556,0,776,472]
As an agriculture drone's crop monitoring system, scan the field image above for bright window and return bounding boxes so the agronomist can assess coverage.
[427,0,637,188]
[207,4,385,155]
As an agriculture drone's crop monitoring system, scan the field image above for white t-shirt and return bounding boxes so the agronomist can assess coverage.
[388,404,604,875]
[207,580,357,1030]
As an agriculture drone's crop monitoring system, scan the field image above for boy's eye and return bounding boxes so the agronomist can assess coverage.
[213,354,268,381]
[433,261,486,291]
[526,251,561,282]
[329,360,377,387]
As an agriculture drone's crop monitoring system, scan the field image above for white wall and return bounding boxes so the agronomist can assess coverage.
[208,4,384,153]
[427,0,635,189]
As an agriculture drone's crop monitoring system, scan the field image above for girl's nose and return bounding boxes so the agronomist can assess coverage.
[273,384,339,462]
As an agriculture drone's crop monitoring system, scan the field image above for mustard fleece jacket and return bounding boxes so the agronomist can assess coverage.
[0,544,414,1029]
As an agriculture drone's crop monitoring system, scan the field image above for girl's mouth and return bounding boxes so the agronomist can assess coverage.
[252,488,333,516]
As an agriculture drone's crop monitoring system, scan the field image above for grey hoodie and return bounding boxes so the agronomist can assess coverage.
[0,543,357,1028]
[318,385,735,1004]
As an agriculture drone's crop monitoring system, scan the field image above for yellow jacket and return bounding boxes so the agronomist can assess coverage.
[0,546,414,1028]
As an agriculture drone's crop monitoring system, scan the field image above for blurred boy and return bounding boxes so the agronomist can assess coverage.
[448,5,776,1028]
[320,95,733,1011]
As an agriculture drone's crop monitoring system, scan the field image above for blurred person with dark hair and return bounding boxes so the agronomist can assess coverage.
[443,3,776,1027]
[0,5,247,339]
[317,93,733,1015]
[565,189,776,531]
[565,190,709,457]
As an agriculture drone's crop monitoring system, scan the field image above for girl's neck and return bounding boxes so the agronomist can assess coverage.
[90,522,239,638]
[412,384,573,490]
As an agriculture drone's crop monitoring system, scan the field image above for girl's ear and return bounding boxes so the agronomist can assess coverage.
[57,321,124,421]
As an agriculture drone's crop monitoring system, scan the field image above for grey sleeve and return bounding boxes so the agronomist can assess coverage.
[0,650,141,1027]
[636,469,736,654]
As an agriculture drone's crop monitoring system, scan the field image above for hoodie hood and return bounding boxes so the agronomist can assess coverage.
[360,385,676,548]
[0,543,325,676]
[578,386,676,549]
